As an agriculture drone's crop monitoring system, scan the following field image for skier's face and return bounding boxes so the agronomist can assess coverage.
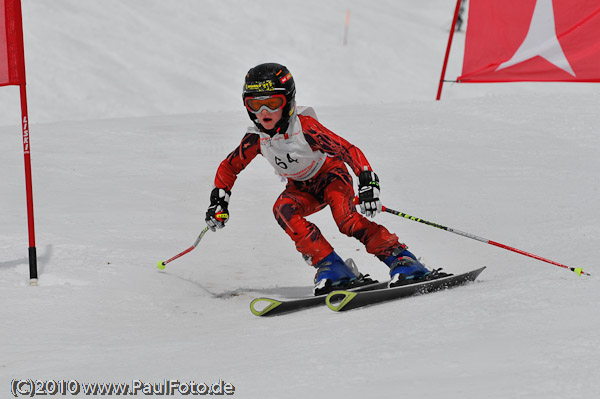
[256,108,282,131]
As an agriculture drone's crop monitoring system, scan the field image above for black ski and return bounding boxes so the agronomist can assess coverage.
[250,280,389,317]
[326,267,486,312]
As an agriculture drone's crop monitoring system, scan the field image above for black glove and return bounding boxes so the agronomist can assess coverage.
[205,187,230,231]
[358,168,381,218]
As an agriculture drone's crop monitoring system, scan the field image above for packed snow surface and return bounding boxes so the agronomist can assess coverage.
[1,1,598,398]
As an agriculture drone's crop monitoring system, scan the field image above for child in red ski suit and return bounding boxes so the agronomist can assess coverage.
[206,63,430,295]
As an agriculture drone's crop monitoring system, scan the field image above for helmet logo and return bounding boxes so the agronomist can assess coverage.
[280,72,292,84]
[245,80,275,92]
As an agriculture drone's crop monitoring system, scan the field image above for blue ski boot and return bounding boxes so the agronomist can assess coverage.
[384,246,430,287]
[313,251,359,296]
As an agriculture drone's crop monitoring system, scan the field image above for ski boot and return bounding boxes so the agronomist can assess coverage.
[384,246,431,288]
[313,251,374,296]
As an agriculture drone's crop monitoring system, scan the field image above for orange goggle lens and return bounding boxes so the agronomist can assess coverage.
[245,95,286,113]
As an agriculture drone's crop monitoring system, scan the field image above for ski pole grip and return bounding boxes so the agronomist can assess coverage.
[215,212,228,221]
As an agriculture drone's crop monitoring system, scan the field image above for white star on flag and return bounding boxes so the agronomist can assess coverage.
[496,0,575,76]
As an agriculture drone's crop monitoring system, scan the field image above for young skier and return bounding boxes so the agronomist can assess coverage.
[206,62,433,295]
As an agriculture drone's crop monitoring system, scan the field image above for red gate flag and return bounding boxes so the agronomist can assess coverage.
[458,0,600,82]
[1,0,36,284]
[1,0,26,86]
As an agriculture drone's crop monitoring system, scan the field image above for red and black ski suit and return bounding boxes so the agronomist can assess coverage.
[213,110,402,266]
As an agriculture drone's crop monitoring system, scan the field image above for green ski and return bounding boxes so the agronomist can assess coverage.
[326,267,486,312]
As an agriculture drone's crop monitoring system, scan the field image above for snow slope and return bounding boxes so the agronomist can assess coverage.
[2,1,599,398]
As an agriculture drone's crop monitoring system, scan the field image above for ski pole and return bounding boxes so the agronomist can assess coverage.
[353,197,589,276]
[157,213,228,270]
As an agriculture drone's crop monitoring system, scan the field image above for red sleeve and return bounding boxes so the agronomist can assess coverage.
[214,133,261,191]
[299,115,371,176]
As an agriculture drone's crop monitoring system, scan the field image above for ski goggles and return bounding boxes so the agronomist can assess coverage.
[244,94,286,114]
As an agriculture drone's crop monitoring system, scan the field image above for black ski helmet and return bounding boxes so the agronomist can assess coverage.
[243,63,296,135]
